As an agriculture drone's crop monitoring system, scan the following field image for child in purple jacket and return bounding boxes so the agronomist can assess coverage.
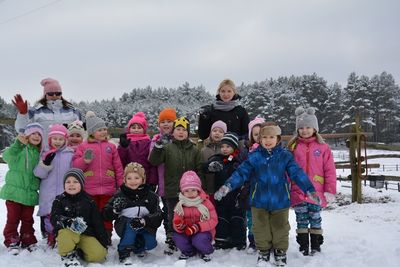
[118,112,157,190]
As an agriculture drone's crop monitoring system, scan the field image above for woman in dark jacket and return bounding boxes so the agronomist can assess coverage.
[198,79,250,141]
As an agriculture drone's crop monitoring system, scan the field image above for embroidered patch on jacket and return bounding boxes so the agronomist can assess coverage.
[313,149,322,157]
[105,146,113,153]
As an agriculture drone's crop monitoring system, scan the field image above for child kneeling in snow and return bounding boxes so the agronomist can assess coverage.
[173,171,218,262]
[51,168,108,267]
[103,162,162,265]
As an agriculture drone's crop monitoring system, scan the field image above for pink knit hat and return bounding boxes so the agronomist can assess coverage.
[248,117,265,140]
[180,171,202,192]
[210,120,227,135]
[127,112,148,133]
[48,124,68,143]
[41,78,62,95]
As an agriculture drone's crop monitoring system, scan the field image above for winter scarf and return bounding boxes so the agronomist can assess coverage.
[213,100,240,112]
[174,192,210,222]
[126,133,151,142]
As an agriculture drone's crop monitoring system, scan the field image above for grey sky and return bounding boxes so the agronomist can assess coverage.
[1,0,399,104]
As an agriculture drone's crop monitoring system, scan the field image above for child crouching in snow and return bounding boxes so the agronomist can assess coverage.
[103,162,162,265]
[173,171,218,262]
[51,168,108,267]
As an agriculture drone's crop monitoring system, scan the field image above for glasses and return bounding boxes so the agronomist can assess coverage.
[46,92,62,96]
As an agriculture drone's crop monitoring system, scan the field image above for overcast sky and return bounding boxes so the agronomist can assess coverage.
[1,0,399,104]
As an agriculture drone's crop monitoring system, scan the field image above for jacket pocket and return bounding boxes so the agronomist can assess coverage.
[313,175,324,185]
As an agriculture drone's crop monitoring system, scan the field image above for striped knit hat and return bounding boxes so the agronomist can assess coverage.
[221,132,239,150]
[63,168,85,189]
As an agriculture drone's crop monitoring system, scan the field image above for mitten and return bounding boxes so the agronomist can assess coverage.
[119,133,130,148]
[58,215,73,229]
[43,152,56,166]
[68,217,88,234]
[208,161,224,172]
[159,134,171,145]
[307,191,321,205]
[112,197,128,213]
[214,184,232,201]
[84,149,94,160]
[173,217,186,231]
[184,224,200,236]
[12,94,28,114]
[130,217,145,230]
[324,192,335,203]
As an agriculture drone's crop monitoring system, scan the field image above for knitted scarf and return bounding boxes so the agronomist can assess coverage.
[174,192,210,222]
[213,99,239,112]
[126,133,150,141]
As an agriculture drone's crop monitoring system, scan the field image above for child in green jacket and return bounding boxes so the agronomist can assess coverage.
[0,123,44,255]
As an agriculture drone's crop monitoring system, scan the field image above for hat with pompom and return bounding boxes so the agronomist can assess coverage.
[127,112,148,133]
[85,111,106,135]
[295,107,319,132]
[41,78,62,95]
[180,171,202,192]
[67,120,85,137]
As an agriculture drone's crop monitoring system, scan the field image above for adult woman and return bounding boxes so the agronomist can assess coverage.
[198,79,249,141]
[13,78,81,149]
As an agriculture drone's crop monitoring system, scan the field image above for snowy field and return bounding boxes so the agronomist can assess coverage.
[0,149,399,267]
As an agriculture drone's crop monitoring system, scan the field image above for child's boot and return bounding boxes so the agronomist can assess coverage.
[119,249,132,265]
[310,228,324,255]
[61,250,81,267]
[256,250,270,267]
[296,228,309,256]
[273,249,287,266]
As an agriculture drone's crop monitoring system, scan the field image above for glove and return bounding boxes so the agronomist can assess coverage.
[208,161,224,172]
[324,192,335,203]
[113,197,128,213]
[214,184,231,201]
[43,152,56,166]
[12,94,28,114]
[307,191,321,205]
[84,149,94,160]
[155,135,171,148]
[184,224,200,236]
[68,217,88,234]
[58,215,73,229]
[130,217,146,230]
[173,217,186,231]
[119,133,130,148]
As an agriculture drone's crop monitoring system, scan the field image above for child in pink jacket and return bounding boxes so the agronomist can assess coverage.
[172,171,217,262]
[288,107,336,256]
[72,111,124,244]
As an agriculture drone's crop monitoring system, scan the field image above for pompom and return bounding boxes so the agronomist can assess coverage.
[295,107,305,116]
[85,111,96,118]
[306,107,316,115]
[133,112,146,120]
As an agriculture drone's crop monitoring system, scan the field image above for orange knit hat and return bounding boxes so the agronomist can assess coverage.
[158,108,177,124]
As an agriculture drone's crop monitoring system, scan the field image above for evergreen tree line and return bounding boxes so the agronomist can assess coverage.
[1,72,399,143]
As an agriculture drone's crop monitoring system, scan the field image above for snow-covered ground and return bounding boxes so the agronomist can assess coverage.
[0,149,399,267]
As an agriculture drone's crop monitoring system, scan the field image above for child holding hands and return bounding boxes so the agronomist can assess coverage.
[51,168,108,267]
[0,123,44,254]
[214,122,319,267]
[103,162,162,265]
[173,171,218,262]
[287,107,336,255]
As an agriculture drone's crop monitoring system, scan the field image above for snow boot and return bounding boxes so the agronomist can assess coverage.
[201,254,212,262]
[61,251,81,267]
[256,250,270,267]
[296,229,309,256]
[273,249,287,266]
[119,249,132,265]
[164,236,177,255]
[8,243,20,255]
[310,228,324,255]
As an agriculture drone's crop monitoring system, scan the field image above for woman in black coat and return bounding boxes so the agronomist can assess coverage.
[198,79,250,141]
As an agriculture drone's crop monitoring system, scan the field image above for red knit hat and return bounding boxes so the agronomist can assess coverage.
[127,112,148,133]
[158,108,177,124]
[180,171,202,192]
[41,78,62,95]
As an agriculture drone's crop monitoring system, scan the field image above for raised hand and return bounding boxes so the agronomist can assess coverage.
[43,152,56,166]
[12,94,28,114]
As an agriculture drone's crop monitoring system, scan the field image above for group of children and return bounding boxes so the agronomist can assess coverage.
[0,106,336,267]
